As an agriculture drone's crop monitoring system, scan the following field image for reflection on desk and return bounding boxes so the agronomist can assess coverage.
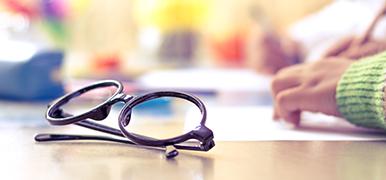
[2,128,386,180]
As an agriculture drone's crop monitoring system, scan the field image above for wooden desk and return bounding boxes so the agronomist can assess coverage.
[2,127,386,180]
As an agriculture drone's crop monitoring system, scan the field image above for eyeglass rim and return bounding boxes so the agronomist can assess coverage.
[45,80,214,151]
[46,80,123,125]
[117,91,213,148]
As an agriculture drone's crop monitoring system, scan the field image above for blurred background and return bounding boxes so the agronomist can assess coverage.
[0,0,332,127]
[0,0,330,80]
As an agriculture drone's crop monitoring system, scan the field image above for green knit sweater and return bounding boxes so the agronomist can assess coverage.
[336,52,386,130]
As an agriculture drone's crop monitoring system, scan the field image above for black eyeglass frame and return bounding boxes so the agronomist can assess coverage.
[39,80,214,154]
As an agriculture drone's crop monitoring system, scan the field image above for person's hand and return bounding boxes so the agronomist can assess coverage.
[271,58,354,126]
[250,31,300,74]
[323,36,386,59]
[323,4,386,59]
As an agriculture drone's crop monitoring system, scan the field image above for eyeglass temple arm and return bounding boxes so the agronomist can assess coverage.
[76,120,162,141]
[34,133,135,145]
[46,111,161,144]
[34,133,213,152]
[58,110,160,141]
[54,109,125,137]
[34,133,179,158]
[75,120,125,137]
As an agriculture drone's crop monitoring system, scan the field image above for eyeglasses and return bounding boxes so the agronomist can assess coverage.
[34,80,215,158]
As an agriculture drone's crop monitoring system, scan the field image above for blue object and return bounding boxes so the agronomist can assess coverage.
[114,97,172,116]
[0,50,65,101]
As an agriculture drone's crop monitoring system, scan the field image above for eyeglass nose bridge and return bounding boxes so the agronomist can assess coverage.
[110,93,134,126]
[90,105,112,120]
[89,93,133,121]
[111,93,133,103]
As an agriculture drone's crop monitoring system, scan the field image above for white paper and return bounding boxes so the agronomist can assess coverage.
[138,68,271,93]
[185,106,386,141]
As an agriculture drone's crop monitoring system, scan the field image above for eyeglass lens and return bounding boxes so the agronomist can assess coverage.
[121,96,203,140]
[60,85,119,117]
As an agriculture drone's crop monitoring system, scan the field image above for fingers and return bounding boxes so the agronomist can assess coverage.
[271,74,301,96]
[271,65,304,124]
[271,59,351,126]
[322,36,354,58]
[341,41,386,59]
[271,65,304,96]
[272,77,298,122]
[275,86,306,126]
[273,103,280,121]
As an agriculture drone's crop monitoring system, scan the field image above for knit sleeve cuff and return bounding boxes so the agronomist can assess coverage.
[336,52,386,130]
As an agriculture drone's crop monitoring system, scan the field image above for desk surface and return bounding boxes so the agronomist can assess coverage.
[2,98,386,180]
[2,127,386,180]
